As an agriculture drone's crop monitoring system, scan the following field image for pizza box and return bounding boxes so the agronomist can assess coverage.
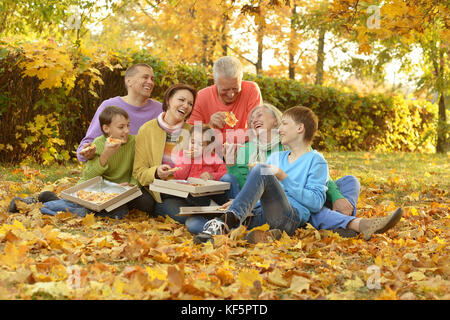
[149,177,230,198]
[60,176,142,212]
[176,206,227,216]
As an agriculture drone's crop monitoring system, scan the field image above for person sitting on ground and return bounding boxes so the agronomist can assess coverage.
[133,83,198,224]
[226,103,285,198]
[77,63,162,162]
[194,106,403,244]
[10,106,154,219]
[187,56,262,144]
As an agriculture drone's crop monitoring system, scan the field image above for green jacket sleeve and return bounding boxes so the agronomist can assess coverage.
[326,176,345,204]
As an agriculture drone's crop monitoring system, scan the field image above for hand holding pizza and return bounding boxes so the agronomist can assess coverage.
[79,143,96,160]
[99,137,122,166]
[209,111,227,129]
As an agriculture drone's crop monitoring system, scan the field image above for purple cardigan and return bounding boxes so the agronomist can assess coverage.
[76,96,162,162]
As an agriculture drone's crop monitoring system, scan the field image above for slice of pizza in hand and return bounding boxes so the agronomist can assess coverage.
[81,144,96,153]
[106,137,123,146]
[167,167,182,175]
[224,111,238,128]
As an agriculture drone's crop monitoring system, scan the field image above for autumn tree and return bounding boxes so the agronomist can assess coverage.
[328,0,449,153]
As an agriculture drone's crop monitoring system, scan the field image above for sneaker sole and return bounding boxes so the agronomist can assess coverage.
[193,233,214,245]
[375,207,403,234]
[334,228,358,238]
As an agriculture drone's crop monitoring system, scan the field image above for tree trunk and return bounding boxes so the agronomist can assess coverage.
[315,26,326,85]
[435,49,448,153]
[436,93,448,153]
[256,28,263,74]
[288,5,297,80]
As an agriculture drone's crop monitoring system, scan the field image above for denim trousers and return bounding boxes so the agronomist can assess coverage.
[228,164,303,236]
[155,174,236,227]
[308,175,361,230]
[184,173,240,234]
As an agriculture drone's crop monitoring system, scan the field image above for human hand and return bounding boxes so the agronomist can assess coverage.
[332,198,354,216]
[220,200,233,210]
[209,111,226,129]
[248,163,287,181]
[156,164,173,180]
[200,172,214,180]
[99,141,121,166]
[79,143,96,160]
[119,182,134,187]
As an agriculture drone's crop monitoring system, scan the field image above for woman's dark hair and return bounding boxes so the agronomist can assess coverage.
[162,83,197,119]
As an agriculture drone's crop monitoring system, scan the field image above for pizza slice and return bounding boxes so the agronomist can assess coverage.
[167,167,182,175]
[77,190,120,204]
[224,111,238,128]
[81,144,96,153]
[106,137,123,145]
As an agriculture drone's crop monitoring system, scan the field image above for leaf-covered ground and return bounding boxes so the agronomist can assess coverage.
[0,152,448,300]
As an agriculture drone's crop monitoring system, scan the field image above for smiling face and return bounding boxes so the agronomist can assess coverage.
[249,107,279,137]
[125,66,155,98]
[102,114,130,144]
[216,76,241,105]
[165,89,195,125]
[278,115,304,147]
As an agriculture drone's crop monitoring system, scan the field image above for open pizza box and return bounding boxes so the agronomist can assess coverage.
[60,176,142,212]
[149,177,230,198]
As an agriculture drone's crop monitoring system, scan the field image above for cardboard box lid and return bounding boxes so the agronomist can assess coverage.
[177,206,226,216]
[152,177,230,194]
[60,177,142,212]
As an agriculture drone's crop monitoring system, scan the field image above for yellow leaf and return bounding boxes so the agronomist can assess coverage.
[238,269,262,287]
[247,223,270,233]
[82,213,96,227]
[344,277,365,291]
[289,276,311,293]
[145,266,166,281]
[408,271,426,281]
[267,269,289,288]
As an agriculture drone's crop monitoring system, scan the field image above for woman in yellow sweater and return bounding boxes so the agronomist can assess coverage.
[133,84,197,221]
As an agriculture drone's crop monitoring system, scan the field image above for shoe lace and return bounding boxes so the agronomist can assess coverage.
[203,218,229,235]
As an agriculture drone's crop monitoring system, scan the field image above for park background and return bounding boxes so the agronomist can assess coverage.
[0,0,448,300]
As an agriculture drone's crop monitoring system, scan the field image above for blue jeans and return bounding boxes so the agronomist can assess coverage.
[155,190,230,225]
[220,173,240,199]
[308,175,361,230]
[227,164,304,236]
[184,174,240,234]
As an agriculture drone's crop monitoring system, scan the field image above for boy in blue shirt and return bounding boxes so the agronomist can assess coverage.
[194,106,403,244]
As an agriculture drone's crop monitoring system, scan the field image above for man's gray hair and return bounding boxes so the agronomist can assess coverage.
[213,56,243,81]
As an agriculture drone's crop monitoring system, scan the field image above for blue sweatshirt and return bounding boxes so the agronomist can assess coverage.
[266,150,329,224]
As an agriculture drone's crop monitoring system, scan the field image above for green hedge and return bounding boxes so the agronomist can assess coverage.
[0,47,438,164]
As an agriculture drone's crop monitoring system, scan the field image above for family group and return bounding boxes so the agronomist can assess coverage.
[9,56,403,244]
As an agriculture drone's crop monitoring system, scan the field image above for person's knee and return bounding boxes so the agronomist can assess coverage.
[185,218,205,234]
[220,173,237,184]
[339,175,361,193]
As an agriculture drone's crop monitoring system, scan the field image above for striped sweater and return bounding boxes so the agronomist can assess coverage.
[78,135,137,186]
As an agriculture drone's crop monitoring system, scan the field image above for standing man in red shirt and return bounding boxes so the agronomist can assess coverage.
[187,56,263,144]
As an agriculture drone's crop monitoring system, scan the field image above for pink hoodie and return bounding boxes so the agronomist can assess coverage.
[173,151,227,181]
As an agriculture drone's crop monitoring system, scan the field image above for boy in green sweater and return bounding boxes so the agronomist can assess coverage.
[10,106,154,219]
